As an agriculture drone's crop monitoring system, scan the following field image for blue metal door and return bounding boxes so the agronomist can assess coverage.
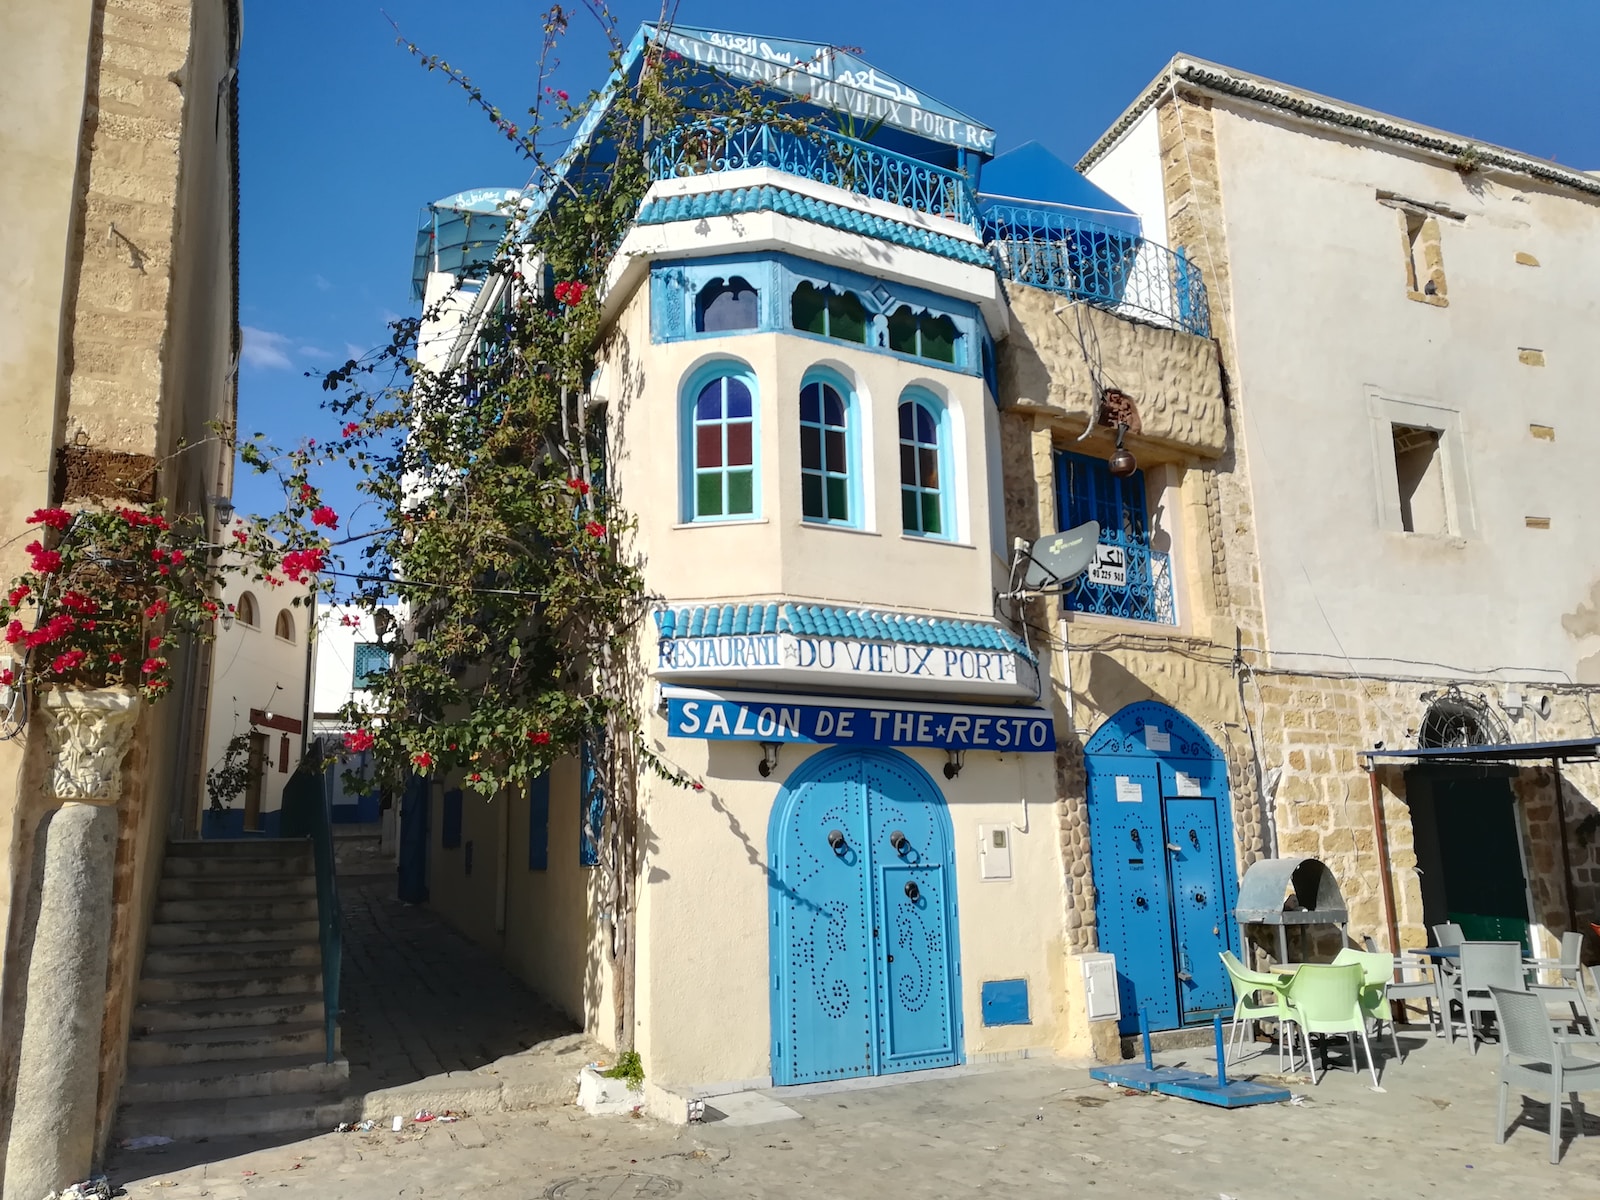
[864,753,959,1075]
[1162,792,1233,1024]
[1086,763,1178,1033]
[770,749,961,1085]
[1084,702,1242,1035]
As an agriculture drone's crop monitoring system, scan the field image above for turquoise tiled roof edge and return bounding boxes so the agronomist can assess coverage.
[636,186,992,268]
[653,602,1033,660]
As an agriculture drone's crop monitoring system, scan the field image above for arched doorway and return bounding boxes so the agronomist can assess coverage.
[1084,701,1241,1034]
[768,748,963,1085]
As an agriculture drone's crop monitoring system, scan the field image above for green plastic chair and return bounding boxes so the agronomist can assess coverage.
[1221,950,1296,1071]
[1284,962,1377,1085]
[1490,985,1600,1164]
[1333,947,1403,1062]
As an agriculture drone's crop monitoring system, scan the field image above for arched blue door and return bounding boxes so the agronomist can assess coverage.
[768,748,963,1085]
[1084,702,1240,1034]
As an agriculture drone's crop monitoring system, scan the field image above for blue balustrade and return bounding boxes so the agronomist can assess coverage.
[981,203,1211,338]
[649,119,976,227]
[1066,542,1177,626]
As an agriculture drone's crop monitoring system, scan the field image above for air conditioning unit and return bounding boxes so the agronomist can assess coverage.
[1080,952,1121,1023]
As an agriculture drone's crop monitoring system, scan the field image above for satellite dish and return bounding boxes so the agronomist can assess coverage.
[1021,521,1100,592]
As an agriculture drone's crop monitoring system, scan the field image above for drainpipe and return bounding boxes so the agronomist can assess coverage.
[1551,756,1578,933]
[1367,764,1401,954]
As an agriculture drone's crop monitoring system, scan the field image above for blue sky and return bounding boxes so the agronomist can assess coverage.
[235,0,1600,537]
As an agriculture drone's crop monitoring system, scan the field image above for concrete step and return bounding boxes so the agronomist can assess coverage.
[163,854,312,879]
[138,965,322,1005]
[157,875,315,902]
[146,919,319,947]
[127,1021,329,1068]
[166,838,311,857]
[133,992,324,1035]
[142,939,320,975]
[120,1054,348,1106]
[153,896,319,924]
[114,1090,352,1140]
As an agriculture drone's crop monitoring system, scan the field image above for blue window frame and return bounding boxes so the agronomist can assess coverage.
[528,772,550,871]
[898,391,951,538]
[1055,451,1176,625]
[580,740,604,867]
[799,375,856,525]
[886,306,958,364]
[683,365,758,522]
[352,643,390,689]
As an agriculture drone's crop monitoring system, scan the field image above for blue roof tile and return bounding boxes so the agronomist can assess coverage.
[654,602,1032,659]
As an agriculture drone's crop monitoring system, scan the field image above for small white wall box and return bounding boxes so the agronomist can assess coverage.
[1081,953,1121,1023]
[978,824,1013,880]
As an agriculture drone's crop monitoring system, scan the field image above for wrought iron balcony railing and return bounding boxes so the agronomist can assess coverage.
[1064,540,1177,626]
[648,119,976,227]
[981,204,1211,338]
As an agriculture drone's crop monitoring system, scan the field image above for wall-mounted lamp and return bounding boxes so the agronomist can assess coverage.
[944,749,965,780]
[758,741,782,777]
[208,494,235,528]
[1108,422,1137,479]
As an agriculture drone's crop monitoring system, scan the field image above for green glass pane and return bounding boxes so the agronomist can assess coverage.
[826,476,848,521]
[830,292,867,343]
[901,489,919,532]
[921,492,942,535]
[887,306,918,355]
[791,283,827,336]
[696,472,722,518]
[801,473,823,519]
[920,315,957,363]
[726,470,753,515]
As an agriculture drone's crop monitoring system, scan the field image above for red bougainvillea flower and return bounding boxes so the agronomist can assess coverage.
[665,50,682,61]
[298,483,315,503]
[231,529,249,545]
[26,613,76,649]
[59,591,97,614]
[556,89,569,101]
[469,772,482,783]
[280,547,325,582]
[552,280,587,307]
[567,477,590,495]
[151,548,167,562]
[145,599,168,618]
[6,584,27,606]
[141,657,167,675]
[5,621,22,645]
[107,652,123,665]
[527,730,551,745]
[691,782,705,792]
[157,564,170,576]
[24,542,61,574]
[342,422,360,437]
[26,508,73,531]
[412,751,433,770]
[51,649,86,674]
[584,521,606,538]
[343,728,375,754]
[311,505,339,530]
[169,548,185,565]
[0,669,13,687]
[148,635,162,650]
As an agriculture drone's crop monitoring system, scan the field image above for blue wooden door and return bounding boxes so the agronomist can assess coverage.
[1086,763,1178,1033]
[864,753,959,1075]
[771,750,961,1085]
[1162,792,1233,1024]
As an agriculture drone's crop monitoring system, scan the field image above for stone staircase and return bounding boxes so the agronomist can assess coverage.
[115,839,350,1140]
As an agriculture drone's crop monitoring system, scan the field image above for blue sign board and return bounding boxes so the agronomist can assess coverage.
[666,695,1055,753]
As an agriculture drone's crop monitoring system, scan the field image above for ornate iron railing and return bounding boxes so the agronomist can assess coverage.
[649,119,976,227]
[1065,541,1177,626]
[981,204,1211,338]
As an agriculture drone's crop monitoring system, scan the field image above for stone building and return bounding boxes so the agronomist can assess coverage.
[0,1,241,1192]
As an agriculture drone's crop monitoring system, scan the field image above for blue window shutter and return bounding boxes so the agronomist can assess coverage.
[1054,450,1174,625]
[528,772,550,871]
[441,788,463,849]
[580,740,604,867]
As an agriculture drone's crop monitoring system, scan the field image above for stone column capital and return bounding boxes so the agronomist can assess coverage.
[37,686,142,804]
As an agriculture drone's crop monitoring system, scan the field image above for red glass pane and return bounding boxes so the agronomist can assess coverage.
[726,421,752,466]
[696,423,722,468]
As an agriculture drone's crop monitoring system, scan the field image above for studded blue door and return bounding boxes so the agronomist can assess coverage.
[1162,792,1233,1024]
[1086,764,1179,1033]
[1084,702,1242,1036]
[770,749,961,1085]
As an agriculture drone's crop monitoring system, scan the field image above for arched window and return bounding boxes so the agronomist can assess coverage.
[236,591,259,628]
[695,276,759,333]
[887,306,959,364]
[799,375,856,525]
[684,366,757,521]
[274,609,295,642]
[899,392,950,538]
[791,282,867,344]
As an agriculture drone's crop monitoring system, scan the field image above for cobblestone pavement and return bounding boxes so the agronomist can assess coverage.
[338,880,580,1095]
[107,1024,1600,1198]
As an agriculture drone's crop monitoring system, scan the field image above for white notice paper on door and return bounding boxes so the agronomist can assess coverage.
[1115,776,1143,803]
[1144,725,1171,752]
[1174,772,1202,797]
